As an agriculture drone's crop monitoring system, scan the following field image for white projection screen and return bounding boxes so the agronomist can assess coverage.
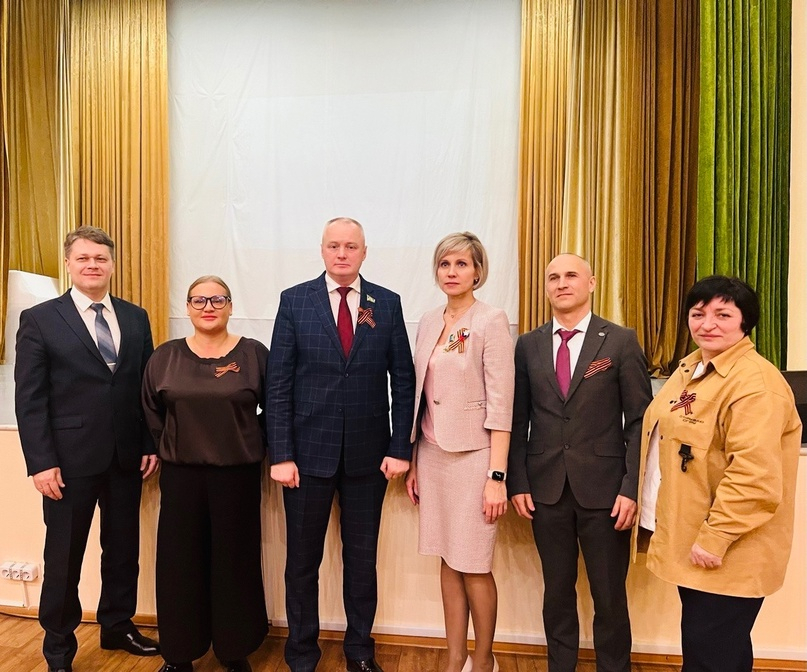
[167,0,521,343]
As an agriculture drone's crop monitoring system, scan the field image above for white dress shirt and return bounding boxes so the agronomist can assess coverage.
[70,287,121,369]
[551,311,592,374]
[325,274,360,329]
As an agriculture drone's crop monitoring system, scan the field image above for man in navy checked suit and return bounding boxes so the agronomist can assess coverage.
[266,217,415,672]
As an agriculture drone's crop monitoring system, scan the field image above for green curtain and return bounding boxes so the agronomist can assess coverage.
[697,0,791,368]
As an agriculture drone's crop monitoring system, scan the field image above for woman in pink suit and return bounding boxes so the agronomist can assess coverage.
[406,232,514,672]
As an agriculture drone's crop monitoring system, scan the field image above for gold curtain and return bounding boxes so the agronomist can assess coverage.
[0,0,66,363]
[561,0,628,320]
[517,0,574,327]
[517,0,699,375]
[69,0,169,344]
[0,0,8,363]
[3,0,63,279]
[641,0,699,375]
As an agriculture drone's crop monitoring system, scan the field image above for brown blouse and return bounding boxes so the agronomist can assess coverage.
[142,337,268,466]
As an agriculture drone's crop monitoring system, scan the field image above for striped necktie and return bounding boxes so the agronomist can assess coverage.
[91,303,117,370]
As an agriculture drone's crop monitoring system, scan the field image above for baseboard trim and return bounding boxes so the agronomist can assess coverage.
[1,606,803,670]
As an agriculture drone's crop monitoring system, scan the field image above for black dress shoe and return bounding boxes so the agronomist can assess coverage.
[222,659,252,672]
[100,628,161,656]
[346,658,383,672]
[159,663,193,672]
[47,667,71,672]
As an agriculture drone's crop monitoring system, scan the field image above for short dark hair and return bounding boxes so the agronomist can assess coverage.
[63,226,116,260]
[685,275,760,335]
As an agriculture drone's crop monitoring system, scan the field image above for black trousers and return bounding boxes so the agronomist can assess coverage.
[282,463,389,672]
[679,586,764,672]
[40,459,142,669]
[156,462,267,663]
[531,481,632,672]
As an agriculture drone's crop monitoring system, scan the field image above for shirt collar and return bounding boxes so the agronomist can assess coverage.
[325,274,361,296]
[678,336,756,378]
[552,311,592,335]
[70,287,112,312]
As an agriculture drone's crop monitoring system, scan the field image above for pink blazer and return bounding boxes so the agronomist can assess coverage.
[410,300,515,451]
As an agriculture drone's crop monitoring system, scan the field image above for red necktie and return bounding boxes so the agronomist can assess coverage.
[337,286,354,355]
[556,329,580,397]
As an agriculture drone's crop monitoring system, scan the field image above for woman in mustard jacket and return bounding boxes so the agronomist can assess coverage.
[406,232,514,672]
[638,276,801,672]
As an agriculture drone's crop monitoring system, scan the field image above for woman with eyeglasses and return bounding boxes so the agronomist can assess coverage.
[142,275,268,672]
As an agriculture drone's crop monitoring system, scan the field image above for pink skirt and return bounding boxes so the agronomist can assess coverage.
[416,439,497,573]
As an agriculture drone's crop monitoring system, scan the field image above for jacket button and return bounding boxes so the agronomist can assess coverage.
[345,373,349,378]
[564,443,570,450]
[563,417,570,422]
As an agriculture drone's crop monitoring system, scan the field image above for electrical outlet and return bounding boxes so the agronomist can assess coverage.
[10,563,25,580]
[0,561,13,580]
[21,563,39,582]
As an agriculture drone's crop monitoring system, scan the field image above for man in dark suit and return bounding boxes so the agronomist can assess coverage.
[508,253,652,672]
[15,226,161,672]
[266,217,415,672]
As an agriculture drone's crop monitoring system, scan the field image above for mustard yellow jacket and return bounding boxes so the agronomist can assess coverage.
[638,337,802,597]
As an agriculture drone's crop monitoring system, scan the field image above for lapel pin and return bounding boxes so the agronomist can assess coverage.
[357,306,376,328]
[598,331,605,337]
[366,294,375,303]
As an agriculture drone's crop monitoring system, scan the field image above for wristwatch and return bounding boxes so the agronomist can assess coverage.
[487,470,506,482]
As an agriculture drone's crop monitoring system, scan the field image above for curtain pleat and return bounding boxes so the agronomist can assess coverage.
[517,0,574,328]
[517,0,699,376]
[641,0,700,375]
[561,0,623,321]
[69,0,169,345]
[3,0,63,279]
[1,0,9,363]
[697,0,791,367]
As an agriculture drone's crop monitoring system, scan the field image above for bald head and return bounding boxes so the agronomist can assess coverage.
[545,253,596,323]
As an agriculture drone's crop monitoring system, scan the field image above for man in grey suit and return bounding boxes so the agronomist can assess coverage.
[508,253,652,672]
[15,226,160,672]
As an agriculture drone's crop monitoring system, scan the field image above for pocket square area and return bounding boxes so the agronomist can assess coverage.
[584,357,612,378]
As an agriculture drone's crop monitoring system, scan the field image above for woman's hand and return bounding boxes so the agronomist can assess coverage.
[483,479,507,523]
[690,542,722,569]
[405,464,419,505]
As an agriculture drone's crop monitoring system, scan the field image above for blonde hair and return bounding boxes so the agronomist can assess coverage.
[186,275,232,299]
[432,232,489,289]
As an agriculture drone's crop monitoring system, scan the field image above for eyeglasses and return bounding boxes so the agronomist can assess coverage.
[187,295,231,310]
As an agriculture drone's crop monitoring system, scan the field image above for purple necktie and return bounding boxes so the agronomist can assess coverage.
[337,286,354,355]
[556,329,580,397]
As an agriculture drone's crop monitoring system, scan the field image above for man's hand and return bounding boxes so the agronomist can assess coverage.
[271,460,300,487]
[690,542,722,569]
[33,467,65,500]
[380,456,409,480]
[140,454,160,480]
[405,464,419,505]
[483,480,507,524]
[511,493,535,520]
[610,495,637,531]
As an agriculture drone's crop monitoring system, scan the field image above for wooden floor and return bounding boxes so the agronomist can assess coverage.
[0,613,799,672]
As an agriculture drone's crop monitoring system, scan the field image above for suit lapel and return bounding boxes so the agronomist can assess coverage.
[566,317,608,401]
[55,292,107,368]
[348,280,373,363]
[538,323,565,401]
[309,276,345,359]
[415,308,444,383]
[112,297,132,373]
